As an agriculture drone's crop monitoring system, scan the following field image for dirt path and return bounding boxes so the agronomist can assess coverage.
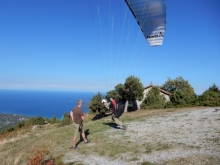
[63,107,220,165]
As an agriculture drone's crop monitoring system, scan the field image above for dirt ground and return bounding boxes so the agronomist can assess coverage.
[64,107,220,165]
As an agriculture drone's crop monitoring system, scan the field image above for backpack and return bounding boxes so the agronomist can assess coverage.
[113,101,124,118]
[109,99,117,111]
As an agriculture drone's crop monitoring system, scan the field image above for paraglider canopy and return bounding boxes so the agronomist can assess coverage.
[125,0,167,46]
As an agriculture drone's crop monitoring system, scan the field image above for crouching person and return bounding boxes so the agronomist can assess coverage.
[102,98,128,131]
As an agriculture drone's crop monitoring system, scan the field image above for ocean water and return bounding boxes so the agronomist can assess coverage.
[0,90,97,119]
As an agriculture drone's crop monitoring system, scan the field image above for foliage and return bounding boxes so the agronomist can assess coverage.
[106,89,118,100]
[87,75,220,112]
[115,83,127,101]
[105,84,128,104]
[26,146,61,165]
[25,116,45,126]
[50,116,59,124]
[199,84,220,106]
[141,86,166,109]
[166,90,198,108]
[89,92,107,113]
[15,120,26,129]
[124,75,144,101]
[206,84,220,93]
[58,113,71,127]
[161,76,194,95]
[161,76,196,107]
[32,116,45,125]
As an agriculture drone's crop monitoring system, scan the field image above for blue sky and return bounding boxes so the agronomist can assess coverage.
[0,0,219,94]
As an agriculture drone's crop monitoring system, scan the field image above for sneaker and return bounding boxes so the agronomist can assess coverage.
[73,146,78,150]
[84,139,90,143]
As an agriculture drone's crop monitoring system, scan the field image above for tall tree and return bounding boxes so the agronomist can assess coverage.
[199,84,220,106]
[106,90,118,100]
[89,92,106,113]
[161,76,194,94]
[124,75,144,112]
[161,76,196,107]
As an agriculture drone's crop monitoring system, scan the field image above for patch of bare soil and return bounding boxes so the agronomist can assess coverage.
[63,107,220,165]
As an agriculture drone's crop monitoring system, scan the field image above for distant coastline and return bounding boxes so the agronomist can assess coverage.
[0,90,93,118]
[0,112,30,131]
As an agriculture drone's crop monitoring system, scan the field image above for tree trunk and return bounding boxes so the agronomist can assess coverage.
[124,100,129,113]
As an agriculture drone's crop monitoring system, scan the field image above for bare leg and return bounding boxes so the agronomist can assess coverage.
[73,136,77,147]
[81,132,87,141]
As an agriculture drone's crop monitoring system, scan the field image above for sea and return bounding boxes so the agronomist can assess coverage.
[0,89,100,119]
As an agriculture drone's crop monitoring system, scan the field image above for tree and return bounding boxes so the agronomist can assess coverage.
[141,86,166,109]
[168,90,197,107]
[89,92,107,114]
[161,76,196,107]
[206,84,220,93]
[124,75,144,112]
[106,89,118,100]
[115,83,126,100]
[199,84,220,106]
[106,83,127,102]
[161,76,194,94]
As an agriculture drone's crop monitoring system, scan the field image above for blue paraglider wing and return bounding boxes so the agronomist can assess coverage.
[125,0,166,46]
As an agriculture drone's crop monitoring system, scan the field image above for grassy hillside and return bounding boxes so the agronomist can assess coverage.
[0,107,219,165]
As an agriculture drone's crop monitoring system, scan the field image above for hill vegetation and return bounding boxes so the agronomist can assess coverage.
[0,107,220,165]
[0,75,220,164]
[89,76,220,114]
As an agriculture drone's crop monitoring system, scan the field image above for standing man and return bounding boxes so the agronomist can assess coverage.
[70,99,90,149]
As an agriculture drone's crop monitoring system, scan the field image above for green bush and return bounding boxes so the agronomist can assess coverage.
[50,116,59,124]
[6,126,15,132]
[199,92,220,106]
[15,121,25,129]
[142,87,166,109]
[58,113,71,127]
[89,92,107,114]
[58,117,71,127]
[33,116,45,125]
[25,116,45,126]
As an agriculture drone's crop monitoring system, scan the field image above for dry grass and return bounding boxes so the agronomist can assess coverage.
[161,154,219,165]
[0,107,219,165]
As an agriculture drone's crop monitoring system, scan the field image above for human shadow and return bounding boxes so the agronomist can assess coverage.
[76,129,90,146]
[102,122,121,129]
[92,112,112,121]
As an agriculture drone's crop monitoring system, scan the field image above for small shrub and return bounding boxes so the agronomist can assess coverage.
[26,146,52,165]
[50,116,59,124]
[55,155,65,165]
[33,116,45,125]
[58,117,71,127]
[140,162,156,165]
[142,87,166,109]
[15,121,26,129]
[6,126,15,132]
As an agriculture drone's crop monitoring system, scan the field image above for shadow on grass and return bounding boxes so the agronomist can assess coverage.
[76,129,90,146]
[102,122,121,129]
[92,112,112,121]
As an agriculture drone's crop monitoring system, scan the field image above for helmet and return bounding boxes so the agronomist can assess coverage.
[102,99,107,103]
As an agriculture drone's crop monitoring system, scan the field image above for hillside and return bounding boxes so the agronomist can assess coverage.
[0,113,30,131]
[0,107,220,165]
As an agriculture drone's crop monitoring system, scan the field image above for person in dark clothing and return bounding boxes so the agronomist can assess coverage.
[103,98,128,131]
